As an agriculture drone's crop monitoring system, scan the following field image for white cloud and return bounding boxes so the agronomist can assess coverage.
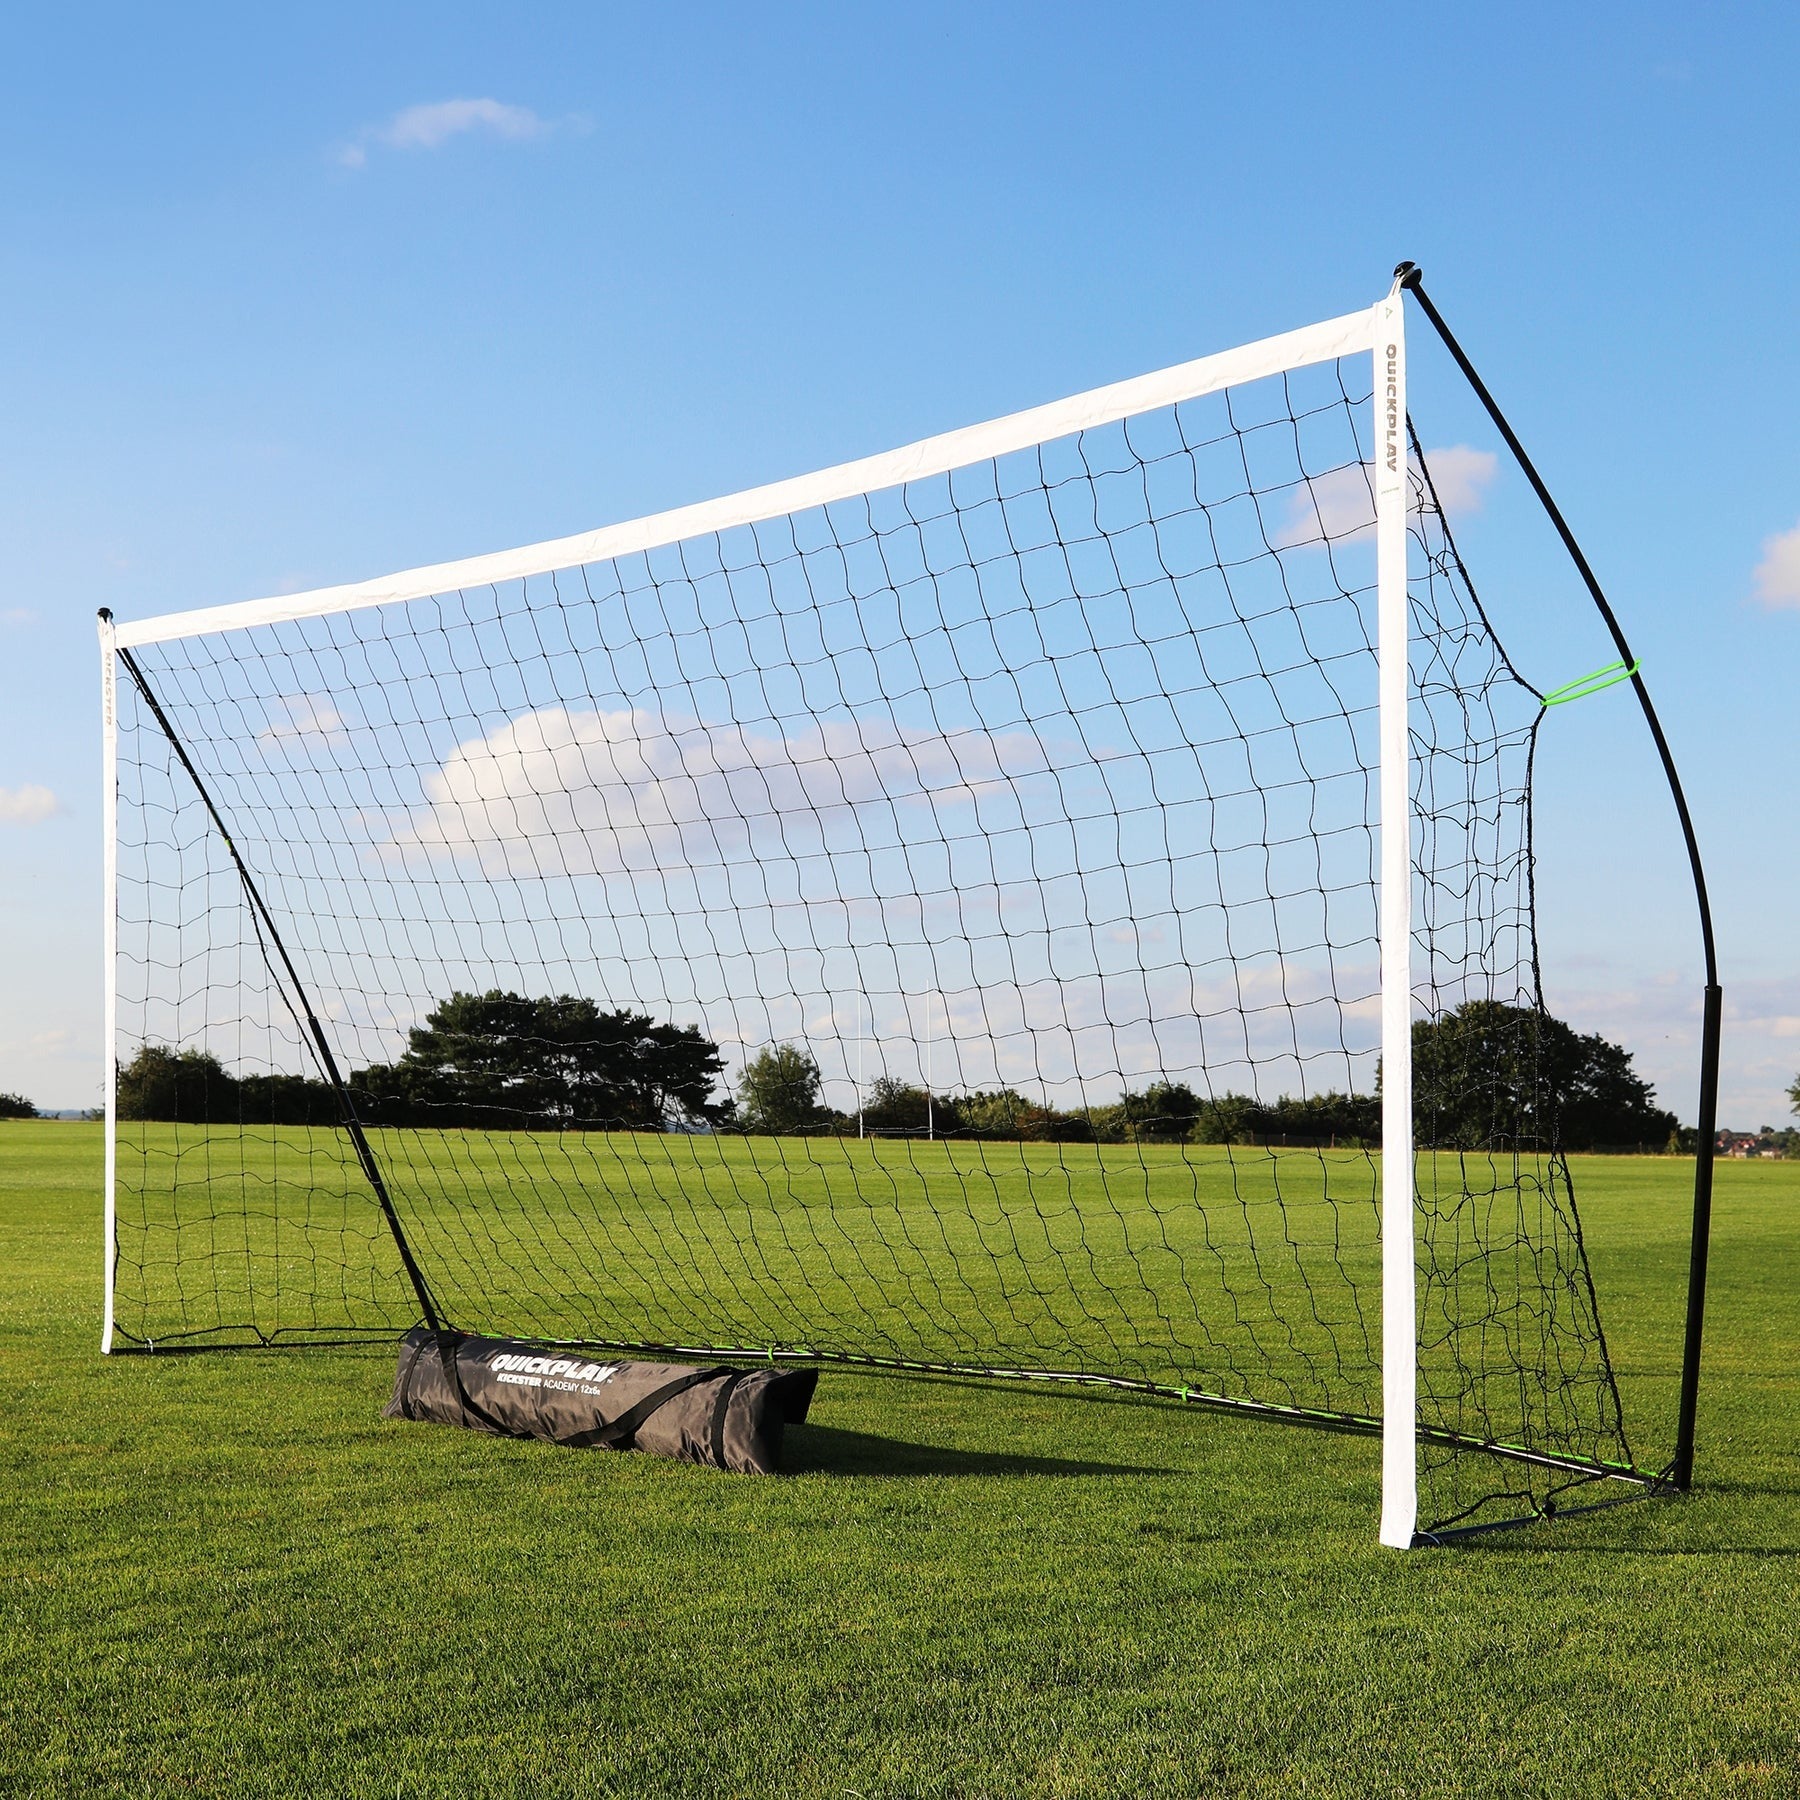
[384,704,1059,879]
[383,97,546,150]
[339,98,550,168]
[1544,968,1800,1129]
[1,607,36,625]
[1419,444,1498,519]
[1274,465,1376,548]
[0,784,59,825]
[373,702,1392,1110]
[258,696,347,747]
[1752,520,1800,611]
[1274,444,1498,549]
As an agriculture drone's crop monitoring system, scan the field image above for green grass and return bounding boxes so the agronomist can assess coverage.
[115,1126,1402,1395]
[110,1125,1600,1464]
[4,1122,1799,1797]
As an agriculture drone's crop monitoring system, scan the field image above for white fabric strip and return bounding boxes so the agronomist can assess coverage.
[1373,290,1419,1550]
[98,614,119,1354]
[115,307,1375,649]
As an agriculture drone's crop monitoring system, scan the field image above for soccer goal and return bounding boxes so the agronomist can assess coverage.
[98,266,1718,1544]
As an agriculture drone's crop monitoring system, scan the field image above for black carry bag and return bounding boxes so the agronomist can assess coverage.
[384,1327,818,1474]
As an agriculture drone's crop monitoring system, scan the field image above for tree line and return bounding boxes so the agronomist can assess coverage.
[116,991,1684,1153]
[116,992,728,1132]
[732,998,1678,1150]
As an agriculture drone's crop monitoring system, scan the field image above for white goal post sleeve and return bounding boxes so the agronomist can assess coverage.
[112,308,1377,650]
[99,612,119,1356]
[1375,289,1419,1549]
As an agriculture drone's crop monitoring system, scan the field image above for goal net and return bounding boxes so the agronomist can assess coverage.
[102,286,1643,1542]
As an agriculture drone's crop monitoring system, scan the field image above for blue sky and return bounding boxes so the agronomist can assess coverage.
[2,2,1795,1122]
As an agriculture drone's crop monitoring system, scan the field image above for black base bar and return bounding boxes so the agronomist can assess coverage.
[107,1332,405,1355]
[115,1322,1665,1489]
[1393,265,1723,1497]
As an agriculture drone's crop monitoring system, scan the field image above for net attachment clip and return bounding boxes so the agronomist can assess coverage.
[1541,659,1642,708]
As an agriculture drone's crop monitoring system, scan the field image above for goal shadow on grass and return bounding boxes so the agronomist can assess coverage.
[783,1423,1173,1479]
[1443,1477,1800,1557]
[1477,1542,1800,1557]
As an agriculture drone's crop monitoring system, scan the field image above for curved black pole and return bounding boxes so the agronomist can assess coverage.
[109,627,446,1337]
[1391,266,1720,1491]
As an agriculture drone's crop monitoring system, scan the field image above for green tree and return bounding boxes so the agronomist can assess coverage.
[1189,1092,1258,1145]
[1115,1081,1203,1143]
[957,1089,1031,1137]
[954,1089,1093,1142]
[736,1044,827,1134]
[236,1072,339,1126]
[0,1091,39,1119]
[353,992,728,1129]
[1788,1072,1800,1117]
[114,1045,339,1125]
[1411,1000,1677,1152]
[859,1074,947,1134]
[1257,1091,1382,1146]
[115,1046,239,1123]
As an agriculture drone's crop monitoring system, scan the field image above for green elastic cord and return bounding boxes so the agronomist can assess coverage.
[1541,658,1641,708]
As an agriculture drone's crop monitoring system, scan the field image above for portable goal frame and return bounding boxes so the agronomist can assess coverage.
[97,267,1721,1546]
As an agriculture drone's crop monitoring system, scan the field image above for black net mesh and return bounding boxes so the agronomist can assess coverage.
[110,354,1634,1531]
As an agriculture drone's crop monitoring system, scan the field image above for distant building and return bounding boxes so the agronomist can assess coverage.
[1716,1129,1790,1159]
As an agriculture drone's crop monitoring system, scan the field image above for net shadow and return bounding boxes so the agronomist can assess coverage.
[783,1423,1172,1479]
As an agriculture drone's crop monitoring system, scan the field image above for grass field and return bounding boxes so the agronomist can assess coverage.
[4,1122,1798,1797]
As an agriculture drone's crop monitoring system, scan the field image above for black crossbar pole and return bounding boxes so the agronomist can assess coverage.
[109,628,446,1336]
[1391,266,1721,1492]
